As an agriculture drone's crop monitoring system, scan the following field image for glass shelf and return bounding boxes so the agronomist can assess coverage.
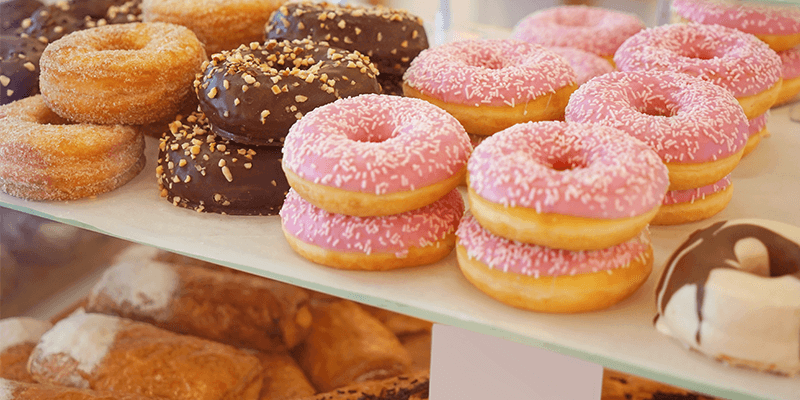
[2,104,798,400]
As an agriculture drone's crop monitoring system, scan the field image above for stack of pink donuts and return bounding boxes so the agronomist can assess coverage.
[279,94,472,271]
[455,121,669,313]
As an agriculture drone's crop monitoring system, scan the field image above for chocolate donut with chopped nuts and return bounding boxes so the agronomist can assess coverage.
[1,35,46,105]
[1,0,43,34]
[20,0,142,44]
[194,38,380,146]
[265,1,429,95]
[157,111,290,215]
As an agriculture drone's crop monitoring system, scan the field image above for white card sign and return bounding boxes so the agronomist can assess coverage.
[430,324,603,399]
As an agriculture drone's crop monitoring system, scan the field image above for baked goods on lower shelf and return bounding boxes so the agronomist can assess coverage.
[296,299,414,392]
[0,378,157,400]
[0,317,52,383]
[28,311,263,400]
[87,245,312,350]
[297,370,430,400]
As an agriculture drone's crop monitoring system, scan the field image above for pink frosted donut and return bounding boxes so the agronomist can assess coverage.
[282,94,471,217]
[402,39,577,136]
[280,188,464,270]
[455,212,653,312]
[776,46,800,106]
[663,175,731,207]
[565,70,748,190]
[671,0,800,52]
[548,47,614,85]
[743,112,769,156]
[653,175,733,225]
[510,6,645,60]
[614,23,783,118]
[467,120,668,251]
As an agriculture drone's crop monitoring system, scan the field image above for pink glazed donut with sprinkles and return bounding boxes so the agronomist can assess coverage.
[548,46,614,85]
[467,121,668,251]
[280,189,464,271]
[614,23,783,119]
[402,39,577,136]
[565,70,748,192]
[671,0,800,52]
[510,6,645,63]
[282,94,471,217]
[653,175,733,225]
[743,112,770,157]
[456,213,653,313]
[776,46,800,106]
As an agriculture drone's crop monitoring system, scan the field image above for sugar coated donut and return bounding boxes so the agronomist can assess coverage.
[157,111,289,215]
[195,39,380,146]
[456,213,653,313]
[402,39,577,136]
[281,188,464,271]
[615,23,783,119]
[282,94,471,217]
[565,71,748,191]
[511,6,644,62]
[1,35,45,105]
[548,46,613,85]
[776,45,800,106]
[0,95,145,200]
[467,121,668,251]
[652,175,733,226]
[655,219,800,376]
[265,1,429,96]
[743,112,769,157]
[39,22,206,125]
[671,0,800,52]
[142,0,282,54]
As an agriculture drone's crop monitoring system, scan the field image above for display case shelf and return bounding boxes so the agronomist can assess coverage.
[2,104,799,400]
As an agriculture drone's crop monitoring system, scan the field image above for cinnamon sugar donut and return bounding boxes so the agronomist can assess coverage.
[467,121,668,251]
[403,39,577,136]
[671,0,800,52]
[0,95,145,201]
[39,22,206,125]
[142,0,282,54]
[456,213,653,313]
[615,23,783,119]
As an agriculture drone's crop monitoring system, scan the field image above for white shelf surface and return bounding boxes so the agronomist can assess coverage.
[2,104,799,400]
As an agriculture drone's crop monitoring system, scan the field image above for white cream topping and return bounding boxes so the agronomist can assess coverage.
[0,317,53,353]
[0,378,15,400]
[35,312,121,383]
[90,260,179,320]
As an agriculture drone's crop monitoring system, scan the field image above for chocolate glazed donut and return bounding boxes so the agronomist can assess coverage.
[655,220,800,344]
[157,112,290,215]
[0,35,45,104]
[194,39,380,146]
[264,1,429,95]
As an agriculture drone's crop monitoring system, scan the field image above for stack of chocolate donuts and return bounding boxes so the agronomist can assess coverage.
[157,38,382,215]
[278,94,471,271]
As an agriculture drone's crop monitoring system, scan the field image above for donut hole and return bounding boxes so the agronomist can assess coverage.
[93,31,150,52]
[350,122,399,143]
[545,154,586,171]
[678,46,718,61]
[634,97,677,118]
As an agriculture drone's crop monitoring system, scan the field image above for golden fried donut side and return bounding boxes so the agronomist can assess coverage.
[142,0,283,54]
[0,96,145,200]
[39,22,206,125]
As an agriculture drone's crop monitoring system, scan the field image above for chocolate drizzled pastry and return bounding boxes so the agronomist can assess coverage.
[265,1,428,95]
[157,111,290,215]
[0,0,43,34]
[194,39,380,146]
[0,34,45,105]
